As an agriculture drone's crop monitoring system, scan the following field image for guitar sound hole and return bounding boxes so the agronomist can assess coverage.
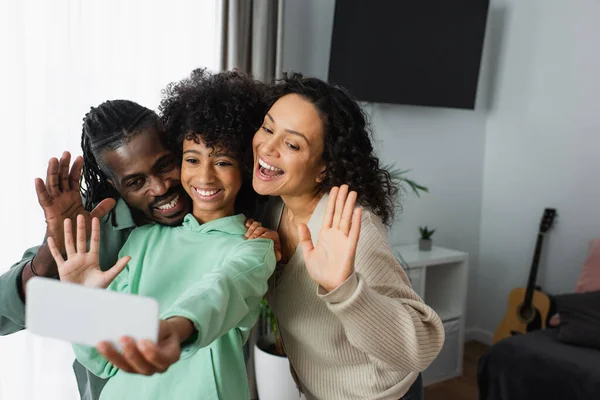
[517,304,543,333]
[519,305,535,321]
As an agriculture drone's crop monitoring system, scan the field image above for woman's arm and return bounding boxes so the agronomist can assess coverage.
[300,185,444,372]
[319,212,444,371]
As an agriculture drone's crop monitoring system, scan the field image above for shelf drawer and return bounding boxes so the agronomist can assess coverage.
[423,317,461,385]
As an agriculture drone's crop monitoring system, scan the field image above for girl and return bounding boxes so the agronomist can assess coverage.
[48,70,277,399]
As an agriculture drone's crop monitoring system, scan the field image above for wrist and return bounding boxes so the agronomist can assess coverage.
[32,244,59,277]
[320,278,346,293]
[318,272,359,303]
[19,244,59,300]
[166,317,196,343]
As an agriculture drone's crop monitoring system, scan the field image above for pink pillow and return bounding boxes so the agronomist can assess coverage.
[549,238,600,327]
[575,238,600,293]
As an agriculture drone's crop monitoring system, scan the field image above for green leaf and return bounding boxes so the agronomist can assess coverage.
[383,164,429,198]
[419,226,435,239]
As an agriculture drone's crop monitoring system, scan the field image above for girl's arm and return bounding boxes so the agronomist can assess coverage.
[161,239,276,355]
[47,215,132,379]
[71,265,130,379]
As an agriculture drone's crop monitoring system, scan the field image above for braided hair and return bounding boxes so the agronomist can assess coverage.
[80,100,160,223]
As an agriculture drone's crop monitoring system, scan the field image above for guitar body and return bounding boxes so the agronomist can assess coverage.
[493,208,557,344]
[493,287,551,343]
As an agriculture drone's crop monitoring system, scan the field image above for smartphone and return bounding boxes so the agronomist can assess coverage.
[26,277,159,350]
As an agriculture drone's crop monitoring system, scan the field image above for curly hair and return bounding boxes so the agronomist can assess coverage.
[269,73,398,226]
[159,68,269,217]
[81,99,161,225]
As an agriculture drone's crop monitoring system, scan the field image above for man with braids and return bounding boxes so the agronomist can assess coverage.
[0,99,194,399]
[46,69,277,400]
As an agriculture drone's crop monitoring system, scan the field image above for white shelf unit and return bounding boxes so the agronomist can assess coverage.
[394,244,469,386]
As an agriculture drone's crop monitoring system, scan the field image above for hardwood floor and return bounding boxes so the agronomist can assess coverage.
[424,341,490,400]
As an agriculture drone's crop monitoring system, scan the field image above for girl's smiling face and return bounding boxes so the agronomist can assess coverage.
[181,136,242,224]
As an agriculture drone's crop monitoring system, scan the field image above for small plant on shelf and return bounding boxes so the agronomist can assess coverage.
[419,226,435,251]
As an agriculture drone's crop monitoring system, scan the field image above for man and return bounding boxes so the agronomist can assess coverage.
[0,99,193,399]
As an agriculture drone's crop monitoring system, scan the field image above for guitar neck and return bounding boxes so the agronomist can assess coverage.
[524,232,544,307]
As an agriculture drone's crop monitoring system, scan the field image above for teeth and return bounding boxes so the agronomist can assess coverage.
[259,158,282,172]
[158,194,180,210]
[196,188,220,196]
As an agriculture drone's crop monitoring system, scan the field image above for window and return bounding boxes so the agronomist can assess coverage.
[0,1,219,398]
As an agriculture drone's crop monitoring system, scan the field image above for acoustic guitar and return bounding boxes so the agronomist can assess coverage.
[493,208,557,343]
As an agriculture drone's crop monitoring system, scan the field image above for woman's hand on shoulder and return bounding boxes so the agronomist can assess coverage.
[245,219,282,262]
[299,185,362,293]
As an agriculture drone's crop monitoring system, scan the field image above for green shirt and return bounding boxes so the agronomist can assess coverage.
[73,213,276,400]
[0,199,137,399]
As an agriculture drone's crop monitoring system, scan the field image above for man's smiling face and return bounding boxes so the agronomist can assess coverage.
[101,126,191,226]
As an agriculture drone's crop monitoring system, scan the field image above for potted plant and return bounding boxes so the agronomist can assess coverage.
[384,164,429,200]
[419,226,435,251]
[254,299,302,400]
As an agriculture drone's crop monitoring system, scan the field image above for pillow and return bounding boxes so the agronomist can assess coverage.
[555,290,600,350]
[575,238,600,293]
[549,238,600,326]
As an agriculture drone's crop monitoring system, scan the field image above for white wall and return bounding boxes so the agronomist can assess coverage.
[280,0,488,328]
[475,0,600,338]
[369,107,485,331]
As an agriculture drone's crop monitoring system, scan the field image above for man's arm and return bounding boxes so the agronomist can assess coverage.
[1,242,64,335]
[2,151,114,335]
[0,245,40,334]
[19,243,60,296]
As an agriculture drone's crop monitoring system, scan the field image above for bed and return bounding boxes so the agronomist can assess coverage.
[477,328,600,400]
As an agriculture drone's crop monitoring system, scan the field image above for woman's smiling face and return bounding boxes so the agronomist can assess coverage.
[252,94,326,198]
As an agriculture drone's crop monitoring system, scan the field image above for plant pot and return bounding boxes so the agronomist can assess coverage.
[419,238,432,251]
[254,340,304,400]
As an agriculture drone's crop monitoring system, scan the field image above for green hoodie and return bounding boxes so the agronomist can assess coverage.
[73,213,276,400]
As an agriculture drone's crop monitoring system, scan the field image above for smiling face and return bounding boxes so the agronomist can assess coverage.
[252,94,326,198]
[181,136,242,224]
[100,127,191,226]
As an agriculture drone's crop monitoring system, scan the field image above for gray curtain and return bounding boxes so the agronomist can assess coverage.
[219,0,284,83]
[221,5,284,396]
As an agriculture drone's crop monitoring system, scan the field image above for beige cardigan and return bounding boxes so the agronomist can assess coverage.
[263,195,445,400]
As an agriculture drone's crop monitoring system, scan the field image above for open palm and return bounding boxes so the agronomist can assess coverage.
[36,152,115,255]
[47,215,130,289]
[300,185,362,293]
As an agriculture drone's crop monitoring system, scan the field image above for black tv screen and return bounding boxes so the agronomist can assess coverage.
[328,0,490,110]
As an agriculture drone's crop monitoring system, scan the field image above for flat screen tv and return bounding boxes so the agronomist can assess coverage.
[328,0,490,110]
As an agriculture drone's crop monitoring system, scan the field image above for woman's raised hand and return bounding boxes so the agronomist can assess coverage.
[299,185,362,293]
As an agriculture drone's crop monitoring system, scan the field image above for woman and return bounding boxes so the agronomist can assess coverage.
[251,73,444,400]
